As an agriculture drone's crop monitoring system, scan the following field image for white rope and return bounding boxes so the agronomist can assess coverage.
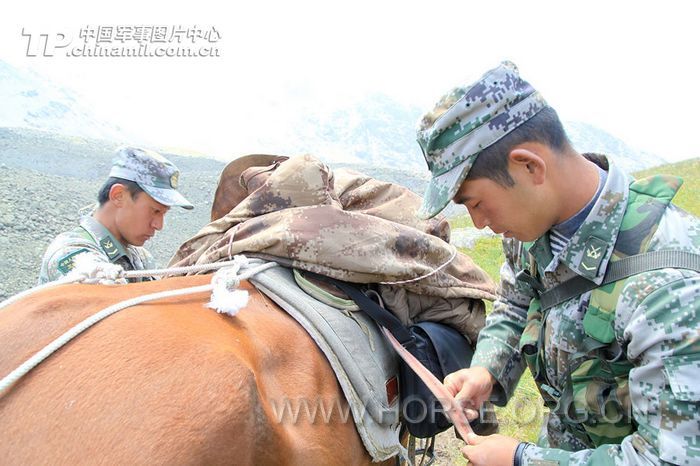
[206,256,253,316]
[0,257,265,312]
[227,225,239,261]
[378,245,458,285]
[122,256,257,279]
[0,260,277,396]
[1,243,458,312]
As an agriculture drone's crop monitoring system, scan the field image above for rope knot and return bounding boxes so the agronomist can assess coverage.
[67,254,128,285]
[206,265,249,316]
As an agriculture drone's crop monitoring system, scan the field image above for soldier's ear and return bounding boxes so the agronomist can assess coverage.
[507,146,546,186]
[109,183,126,207]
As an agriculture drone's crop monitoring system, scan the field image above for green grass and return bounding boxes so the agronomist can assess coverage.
[457,238,542,443]
[449,156,700,445]
[634,158,700,216]
[448,216,474,230]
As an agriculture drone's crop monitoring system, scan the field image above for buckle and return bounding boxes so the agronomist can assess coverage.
[516,269,545,295]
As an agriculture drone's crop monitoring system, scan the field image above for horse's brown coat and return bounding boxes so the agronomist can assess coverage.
[0,276,391,465]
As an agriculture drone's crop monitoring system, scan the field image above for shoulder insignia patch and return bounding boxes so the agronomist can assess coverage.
[57,248,89,274]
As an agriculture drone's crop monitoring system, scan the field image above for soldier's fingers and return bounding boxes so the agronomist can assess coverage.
[461,445,481,464]
[454,385,479,408]
[443,373,460,394]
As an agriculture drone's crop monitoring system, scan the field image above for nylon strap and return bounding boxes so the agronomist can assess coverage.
[305,272,417,351]
[539,250,700,311]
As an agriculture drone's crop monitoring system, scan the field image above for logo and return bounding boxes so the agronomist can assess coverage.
[580,237,607,274]
[21,26,222,59]
[585,245,602,260]
[170,172,179,188]
[100,237,120,260]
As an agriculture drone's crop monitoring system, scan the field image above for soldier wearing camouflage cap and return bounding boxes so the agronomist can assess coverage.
[418,62,700,465]
[38,147,193,284]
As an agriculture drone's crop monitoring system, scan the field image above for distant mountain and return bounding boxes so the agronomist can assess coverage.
[236,89,428,171]
[564,121,663,172]
[248,88,665,174]
[307,92,426,168]
[0,60,133,143]
[0,59,665,174]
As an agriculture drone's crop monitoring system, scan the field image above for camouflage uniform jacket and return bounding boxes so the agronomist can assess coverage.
[38,216,156,284]
[470,158,700,465]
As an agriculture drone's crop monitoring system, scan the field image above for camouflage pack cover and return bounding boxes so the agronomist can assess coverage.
[169,154,496,338]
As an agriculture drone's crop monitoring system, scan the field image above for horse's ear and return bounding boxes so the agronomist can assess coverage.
[210,154,289,221]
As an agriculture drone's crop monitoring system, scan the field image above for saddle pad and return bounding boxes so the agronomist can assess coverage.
[250,265,405,462]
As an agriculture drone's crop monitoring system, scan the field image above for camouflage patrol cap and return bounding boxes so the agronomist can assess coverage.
[109,147,194,210]
[416,61,548,219]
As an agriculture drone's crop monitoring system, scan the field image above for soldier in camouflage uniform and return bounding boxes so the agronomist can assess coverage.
[417,61,700,465]
[38,147,194,284]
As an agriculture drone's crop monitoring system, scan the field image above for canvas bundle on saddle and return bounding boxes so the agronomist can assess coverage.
[169,154,498,459]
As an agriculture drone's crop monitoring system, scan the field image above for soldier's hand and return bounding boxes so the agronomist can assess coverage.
[443,367,495,421]
[461,433,520,466]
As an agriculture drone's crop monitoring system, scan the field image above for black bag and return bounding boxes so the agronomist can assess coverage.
[400,321,474,438]
[310,273,477,438]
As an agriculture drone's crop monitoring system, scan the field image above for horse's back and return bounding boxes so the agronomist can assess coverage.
[0,276,373,465]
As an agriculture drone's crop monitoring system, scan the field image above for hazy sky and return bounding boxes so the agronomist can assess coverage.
[2,0,698,161]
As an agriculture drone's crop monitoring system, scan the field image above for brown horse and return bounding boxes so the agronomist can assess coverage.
[0,275,397,465]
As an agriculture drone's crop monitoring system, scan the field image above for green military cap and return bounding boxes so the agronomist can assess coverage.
[109,147,194,209]
[416,61,548,219]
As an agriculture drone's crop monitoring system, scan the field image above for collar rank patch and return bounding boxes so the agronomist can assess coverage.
[99,237,121,261]
[580,236,608,275]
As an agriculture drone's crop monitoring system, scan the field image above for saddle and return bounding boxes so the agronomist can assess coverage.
[249,264,405,462]
[210,154,289,222]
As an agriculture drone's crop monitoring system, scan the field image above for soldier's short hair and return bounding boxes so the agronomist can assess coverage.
[97,177,145,206]
[465,106,571,188]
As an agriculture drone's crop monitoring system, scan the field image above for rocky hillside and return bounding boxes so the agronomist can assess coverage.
[0,125,687,299]
[0,127,431,298]
[0,128,221,299]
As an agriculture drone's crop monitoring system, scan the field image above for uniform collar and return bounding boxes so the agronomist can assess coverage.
[526,159,632,285]
[80,216,129,262]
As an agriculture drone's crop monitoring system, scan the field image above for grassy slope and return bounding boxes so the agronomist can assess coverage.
[635,157,700,217]
[448,157,699,456]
